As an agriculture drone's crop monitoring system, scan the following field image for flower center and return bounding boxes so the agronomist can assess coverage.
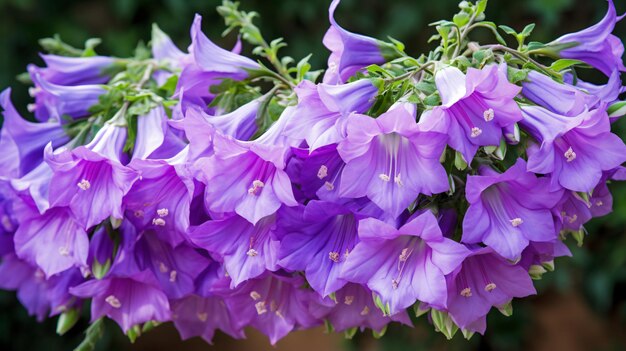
[470,127,483,138]
[317,165,328,179]
[483,108,495,122]
[564,147,576,162]
[105,295,122,308]
[248,179,265,195]
[77,179,91,191]
[377,133,406,186]
[510,217,523,227]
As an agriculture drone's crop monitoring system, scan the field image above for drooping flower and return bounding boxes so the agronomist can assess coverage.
[28,54,117,86]
[420,64,523,163]
[521,105,626,192]
[341,211,470,315]
[462,159,563,260]
[196,132,297,224]
[171,295,245,343]
[309,283,412,333]
[277,201,360,297]
[286,144,346,201]
[337,102,449,218]
[322,0,399,83]
[151,24,190,85]
[0,88,69,178]
[189,214,279,288]
[549,0,626,76]
[132,105,168,160]
[225,273,319,345]
[45,124,139,229]
[70,270,171,333]
[282,79,378,150]
[185,97,260,143]
[444,247,536,334]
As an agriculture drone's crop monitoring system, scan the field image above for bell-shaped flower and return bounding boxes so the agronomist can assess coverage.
[550,0,625,76]
[521,105,626,192]
[420,64,523,163]
[462,159,563,260]
[28,54,116,86]
[341,211,470,315]
[445,247,536,334]
[189,213,279,288]
[0,88,69,178]
[337,102,449,218]
[287,144,346,201]
[45,123,139,229]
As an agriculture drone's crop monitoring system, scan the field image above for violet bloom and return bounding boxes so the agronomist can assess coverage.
[337,102,449,218]
[0,88,69,178]
[125,155,194,246]
[14,206,88,277]
[186,97,260,142]
[28,54,116,86]
[420,64,523,163]
[46,124,139,229]
[555,191,593,231]
[132,105,168,160]
[151,24,190,85]
[70,270,171,333]
[9,161,54,214]
[550,0,625,76]
[341,211,470,315]
[445,247,536,334]
[226,273,319,345]
[283,79,378,150]
[310,283,412,332]
[196,132,297,224]
[521,105,626,192]
[462,159,563,260]
[519,240,572,271]
[323,0,397,83]
[277,201,360,296]
[287,144,346,201]
[171,295,244,343]
[29,72,105,122]
[189,214,279,288]
[522,71,602,116]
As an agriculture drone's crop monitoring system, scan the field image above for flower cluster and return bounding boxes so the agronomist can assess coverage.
[1,0,625,345]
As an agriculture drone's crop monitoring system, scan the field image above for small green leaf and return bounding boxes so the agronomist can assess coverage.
[453,12,470,27]
[520,23,536,37]
[549,59,584,72]
[476,0,488,16]
[498,25,518,36]
[608,101,626,118]
[454,152,468,171]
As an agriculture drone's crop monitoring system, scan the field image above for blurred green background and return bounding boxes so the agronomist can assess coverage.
[1,0,625,350]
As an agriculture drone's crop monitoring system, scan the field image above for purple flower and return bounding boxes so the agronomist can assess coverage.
[555,190,593,231]
[420,64,523,162]
[287,144,346,201]
[337,102,449,218]
[550,0,626,76]
[322,0,395,83]
[151,24,190,85]
[124,156,194,246]
[0,88,69,178]
[45,124,139,229]
[70,270,171,332]
[521,105,626,192]
[283,79,378,150]
[189,214,279,288]
[341,211,470,314]
[29,72,105,122]
[188,98,260,142]
[277,201,359,297]
[462,159,563,260]
[196,132,297,224]
[519,240,571,270]
[132,105,169,160]
[445,247,536,334]
[28,54,116,86]
[310,283,412,332]
[14,206,88,277]
[225,273,319,344]
[171,295,244,343]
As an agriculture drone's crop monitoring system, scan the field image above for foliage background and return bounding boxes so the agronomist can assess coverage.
[0,0,625,350]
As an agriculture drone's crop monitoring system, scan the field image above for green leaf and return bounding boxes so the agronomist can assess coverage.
[498,25,518,36]
[526,41,547,51]
[453,12,470,27]
[475,0,488,16]
[73,318,105,351]
[549,59,584,72]
[454,151,468,171]
[520,23,536,37]
[608,101,626,118]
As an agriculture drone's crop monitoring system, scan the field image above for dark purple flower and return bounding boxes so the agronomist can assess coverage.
[521,105,626,192]
[277,201,360,296]
[171,295,244,343]
[341,211,470,314]
[310,283,412,332]
[28,54,116,86]
[45,124,139,229]
[337,102,449,218]
[322,0,395,83]
[225,273,319,345]
[421,64,523,163]
[0,88,69,178]
[550,0,626,76]
[555,190,593,231]
[462,159,563,260]
[445,247,536,334]
[189,214,279,288]
[70,270,171,332]
[287,144,346,201]
[196,132,297,224]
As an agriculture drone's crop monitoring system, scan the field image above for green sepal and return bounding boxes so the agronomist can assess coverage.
[497,301,513,316]
[372,325,388,339]
[57,309,80,336]
[344,327,358,339]
[430,309,459,340]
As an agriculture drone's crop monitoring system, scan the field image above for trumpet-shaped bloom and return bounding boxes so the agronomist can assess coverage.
[341,211,470,314]
[421,64,523,162]
[338,102,449,218]
[171,295,244,343]
[462,159,563,260]
[28,54,116,86]
[521,105,626,192]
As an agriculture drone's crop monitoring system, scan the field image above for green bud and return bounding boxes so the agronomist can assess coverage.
[529,264,547,280]
[572,229,585,247]
[413,302,430,318]
[462,328,475,340]
[430,309,459,340]
[127,325,142,343]
[142,321,160,333]
[542,260,555,272]
[454,151,468,171]
[92,259,111,280]
[57,309,80,336]
[608,101,626,119]
[497,301,513,317]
